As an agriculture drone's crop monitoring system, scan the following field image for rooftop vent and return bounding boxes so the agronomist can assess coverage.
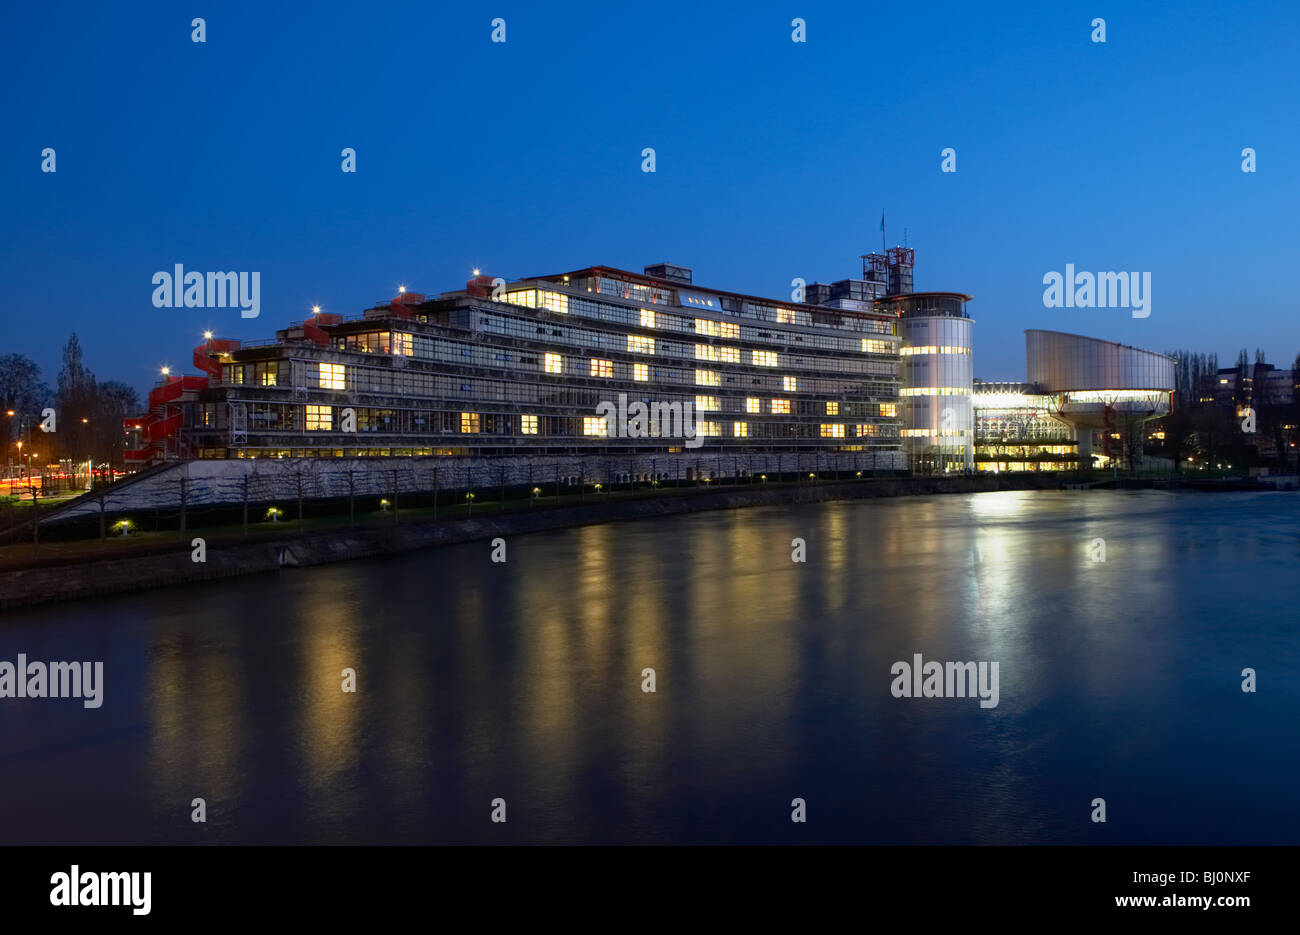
[644,263,692,284]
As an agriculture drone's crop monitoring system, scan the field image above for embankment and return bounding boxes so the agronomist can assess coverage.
[0,474,1061,610]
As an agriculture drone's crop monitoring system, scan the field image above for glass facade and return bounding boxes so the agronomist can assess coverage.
[175,267,906,459]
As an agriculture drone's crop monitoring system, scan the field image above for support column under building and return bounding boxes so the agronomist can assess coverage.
[1075,427,1093,472]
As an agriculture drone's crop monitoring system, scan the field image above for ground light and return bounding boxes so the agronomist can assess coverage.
[379,498,389,511]
[112,519,134,537]
[266,506,282,522]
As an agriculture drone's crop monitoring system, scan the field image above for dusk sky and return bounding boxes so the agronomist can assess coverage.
[4,0,1298,397]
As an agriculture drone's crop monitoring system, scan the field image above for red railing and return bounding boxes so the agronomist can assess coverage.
[192,338,241,379]
[148,378,184,407]
[147,412,182,442]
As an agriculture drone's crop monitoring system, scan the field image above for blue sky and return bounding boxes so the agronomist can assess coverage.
[3,0,1298,395]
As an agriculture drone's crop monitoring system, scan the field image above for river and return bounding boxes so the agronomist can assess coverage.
[1,489,1296,844]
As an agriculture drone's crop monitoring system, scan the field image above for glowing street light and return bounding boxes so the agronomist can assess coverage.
[161,366,171,376]
[311,306,321,315]
[203,330,213,340]
[398,286,406,294]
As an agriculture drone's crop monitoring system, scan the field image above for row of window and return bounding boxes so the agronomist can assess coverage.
[476,309,892,376]
[496,288,898,348]
[899,387,973,396]
[900,345,971,356]
[214,404,898,441]
[300,356,888,400]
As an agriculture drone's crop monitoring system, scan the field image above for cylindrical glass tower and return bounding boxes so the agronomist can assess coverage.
[880,292,974,473]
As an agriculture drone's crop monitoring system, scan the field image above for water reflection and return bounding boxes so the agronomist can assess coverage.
[0,490,1297,844]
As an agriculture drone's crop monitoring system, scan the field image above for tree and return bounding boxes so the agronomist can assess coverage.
[92,381,140,466]
[55,333,99,464]
[0,353,47,434]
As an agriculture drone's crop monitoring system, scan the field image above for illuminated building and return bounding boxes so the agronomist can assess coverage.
[974,332,1175,472]
[124,265,907,476]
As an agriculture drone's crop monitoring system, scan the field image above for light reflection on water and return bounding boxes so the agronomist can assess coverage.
[0,490,1297,844]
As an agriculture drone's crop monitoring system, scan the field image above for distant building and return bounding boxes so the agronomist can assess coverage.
[974,332,1175,472]
[972,381,1074,472]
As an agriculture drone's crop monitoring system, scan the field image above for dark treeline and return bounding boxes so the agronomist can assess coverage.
[0,334,141,472]
[1156,348,1300,472]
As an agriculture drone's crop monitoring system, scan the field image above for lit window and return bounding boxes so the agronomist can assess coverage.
[825,401,839,415]
[880,403,897,418]
[719,322,739,339]
[590,358,614,378]
[305,405,332,431]
[633,362,649,382]
[583,416,608,436]
[502,290,538,308]
[733,421,748,437]
[460,412,480,433]
[540,291,569,314]
[771,399,791,414]
[521,414,538,435]
[783,376,798,392]
[745,397,761,413]
[695,395,720,411]
[695,318,719,337]
[862,338,891,353]
[752,350,777,367]
[544,352,563,374]
[776,308,795,324]
[856,424,879,436]
[695,344,717,361]
[640,309,656,328]
[697,421,722,436]
[319,363,345,390]
[719,346,739,363]
[820,424,845,438]
[391,332,413,356]
[696,369,720,386]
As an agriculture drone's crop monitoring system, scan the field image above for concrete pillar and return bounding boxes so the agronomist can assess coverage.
[1075,426,1093,472]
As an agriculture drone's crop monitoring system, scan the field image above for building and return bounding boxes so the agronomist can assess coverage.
[972,381,1075,472]
[1025,330,1174,470]
[882,285,975,474]
[973,332,1175,472]
[125,263,910,479]
[806,248,975,473]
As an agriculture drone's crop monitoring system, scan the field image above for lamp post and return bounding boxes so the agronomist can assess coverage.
[4,410,14,480]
